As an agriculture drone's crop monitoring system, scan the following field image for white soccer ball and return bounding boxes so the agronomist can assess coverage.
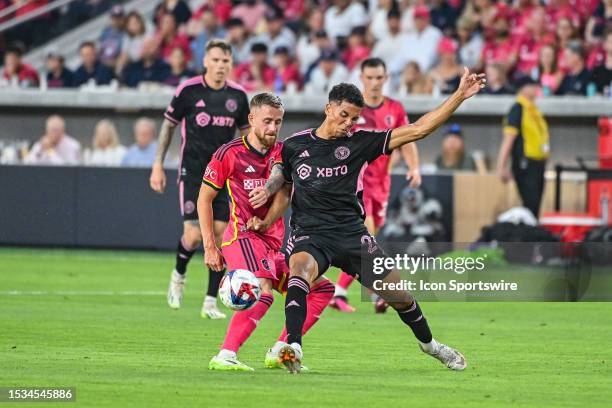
[219,269,261,311]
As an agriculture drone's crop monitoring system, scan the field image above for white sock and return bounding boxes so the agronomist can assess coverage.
[205,295,216,304]
[334,286,348,298]
[419,338,439,353]
[272,341,287,353]
[218,349,236,359]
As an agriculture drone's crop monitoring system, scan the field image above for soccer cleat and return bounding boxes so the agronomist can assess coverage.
[329,296,356,313]
[420,341,467,371]
[167,270,185,309]
[265,347,309,371]
[278,343,303,374]
[208,355,254,372]
[374,297,390,314]
[201,300,227,319]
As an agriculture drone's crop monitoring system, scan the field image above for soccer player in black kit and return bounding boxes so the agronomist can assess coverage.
[249,68,486,373]
[149,40,250,319]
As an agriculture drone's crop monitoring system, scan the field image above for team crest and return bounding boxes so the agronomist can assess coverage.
[225,99,237,112]
[335,146,350,160]
[385,115,394,127]
[196,111,211,127]
[184,200,195,214]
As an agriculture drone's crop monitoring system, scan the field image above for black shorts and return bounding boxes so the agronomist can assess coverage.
[285,227,393,289]
[179,180,229,222]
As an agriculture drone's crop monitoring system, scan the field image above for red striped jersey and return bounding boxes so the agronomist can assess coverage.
[203,136,284,250]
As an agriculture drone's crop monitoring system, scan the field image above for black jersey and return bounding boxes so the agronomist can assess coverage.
[281,127,392,233]
[164,76,250,183]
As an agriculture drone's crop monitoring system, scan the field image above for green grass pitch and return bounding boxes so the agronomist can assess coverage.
[1,248,611,407]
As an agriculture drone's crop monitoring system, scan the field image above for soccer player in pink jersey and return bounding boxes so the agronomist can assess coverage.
[198,93,334,371]
[329,58,423,314]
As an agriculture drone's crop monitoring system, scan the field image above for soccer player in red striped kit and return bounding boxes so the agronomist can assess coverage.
[199,93,333,371]
[329,58,422,313]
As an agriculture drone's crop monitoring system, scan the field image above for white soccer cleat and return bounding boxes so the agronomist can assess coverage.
[201,298,227,319]
[420,341,467,371]
[167,270,185,309]
[277,342,303,374]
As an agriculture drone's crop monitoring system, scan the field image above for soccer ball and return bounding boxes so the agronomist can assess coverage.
[219,269,261,311]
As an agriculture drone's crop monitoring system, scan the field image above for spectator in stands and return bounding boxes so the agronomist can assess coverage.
[83,119,127,167]
[456,16,484,69]
[372,9,408,67]
[428,37,462,94]
[430,0,459,35]
[272,46,302,92]
[117,11,152,75]
[1,46,39,88]
[479,9,517,73]
[165,47,196,87]
[370,0,397,41]
[556,41,591,95]
[154,0,191,27]
[497,76,549,217]
[156,13,191,64]
[45,52,74,88]
[230,0,268,34]
[514,7,554,77]
[98,4,125,69]
[390,6,442,76]
[555,16,578,72]
[533,44,563,95]
[122,36,171,88]
[585,0,612,46]
[324,0,369,42]
[25,115,81,165]
[232,42,275,92]
[460,0,497,32]
[191,0,232,27]
[255,9,296,62]
[225,18,251,65]
[190,9,226,71]
[482,63,513,95]
[397,61,433,95]
[304,48,349,93]
[74,42,114,87]
[342,26,370,71]
[296,9,326,74]
[435,124,477,171]
[121,118,158,168]
[592,28,612,95]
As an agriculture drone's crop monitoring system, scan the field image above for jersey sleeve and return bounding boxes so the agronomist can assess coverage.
[396,102,409,127]
[280,142,294,183]
[202,150,231,191]
[236,91,250,130]
[353,129,392,163]
[503,103,522,136]
[164,89,188,125]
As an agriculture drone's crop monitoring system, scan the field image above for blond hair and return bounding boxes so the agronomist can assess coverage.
[93,119,120,149]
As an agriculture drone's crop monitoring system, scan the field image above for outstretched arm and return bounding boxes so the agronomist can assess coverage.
[388,68,486,150]
[248,164,288,209]
[149,118,177,193]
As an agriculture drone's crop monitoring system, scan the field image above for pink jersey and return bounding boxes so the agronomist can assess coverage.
[203,137,285,250]
[353,98,409,192]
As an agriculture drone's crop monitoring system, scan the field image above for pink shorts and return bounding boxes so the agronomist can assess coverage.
[221,232,289,293]
[363,187,390,228]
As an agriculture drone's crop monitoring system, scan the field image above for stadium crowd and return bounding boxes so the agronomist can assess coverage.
[1,0,611,96]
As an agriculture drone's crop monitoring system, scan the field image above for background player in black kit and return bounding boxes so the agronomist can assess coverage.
[149,40,250,319]
[250,68,486,373]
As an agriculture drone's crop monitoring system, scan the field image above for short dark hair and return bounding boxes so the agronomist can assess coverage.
[251,42,268,54]
[206,39,233,55]
[79,41,96,51]
[328,83,364,108]
[250,92,284,110]
[360,57,386,73]
[5,46,22,57]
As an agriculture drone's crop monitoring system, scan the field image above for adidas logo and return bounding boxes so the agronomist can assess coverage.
[299,150,310,158]
[196,99,206,107]
[286,300,300,308]
[245,165,256,173]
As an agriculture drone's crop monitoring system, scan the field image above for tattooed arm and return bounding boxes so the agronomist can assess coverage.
[248,164,289,209]
[149,118,177,193]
